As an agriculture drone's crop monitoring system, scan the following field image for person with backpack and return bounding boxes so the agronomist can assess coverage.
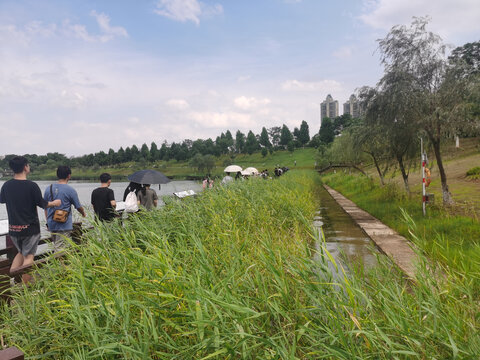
[43,166,86,251]
[123,182,143,201]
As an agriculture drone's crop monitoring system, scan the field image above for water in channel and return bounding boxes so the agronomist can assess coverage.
[313,186,378,278]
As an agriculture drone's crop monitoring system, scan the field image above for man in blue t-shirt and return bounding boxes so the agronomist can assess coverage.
[44,166,86,251]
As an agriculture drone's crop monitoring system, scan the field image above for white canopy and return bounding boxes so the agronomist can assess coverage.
[224,165,243,173]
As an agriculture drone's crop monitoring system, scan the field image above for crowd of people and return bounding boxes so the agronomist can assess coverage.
[221,166,289,184]
[0,156,158,273]
[0,156,291,274]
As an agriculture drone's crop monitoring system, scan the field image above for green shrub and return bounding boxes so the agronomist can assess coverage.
[466,166,480,179]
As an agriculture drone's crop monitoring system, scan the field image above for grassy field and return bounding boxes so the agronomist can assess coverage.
[382,137,480,211]
[1,171,479,358]
[27,148,317,181]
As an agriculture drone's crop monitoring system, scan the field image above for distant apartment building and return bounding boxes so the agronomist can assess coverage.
[320,94,339,120]
[343,94,363,118]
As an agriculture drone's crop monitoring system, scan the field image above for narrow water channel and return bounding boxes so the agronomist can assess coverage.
[314,186,378,277]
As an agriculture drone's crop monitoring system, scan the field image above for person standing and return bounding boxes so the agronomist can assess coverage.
[221,172,233,184]
[43,166,86,251]
[0,156,61,271]
[91,173,116,222]
[137,184,158,210]
[122,181,143,201]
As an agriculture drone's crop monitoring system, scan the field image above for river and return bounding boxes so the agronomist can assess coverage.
[0,180,203,250]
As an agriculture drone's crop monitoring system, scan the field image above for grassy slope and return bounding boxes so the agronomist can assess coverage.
[382,137,480,211]
[1,171,479,358]
[27,148,317,181]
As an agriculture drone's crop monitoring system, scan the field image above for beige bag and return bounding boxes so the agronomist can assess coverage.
[50,184,69,223]
[52,209,69,223]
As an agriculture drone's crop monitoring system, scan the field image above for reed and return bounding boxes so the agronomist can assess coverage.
[1,171,479,358]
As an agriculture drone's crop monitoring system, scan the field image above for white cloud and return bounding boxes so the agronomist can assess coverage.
[333,46,353,59]
[359,0,480,40]
[189,111,254,128]
[237,75,251,82]
[0,23,55,46]
[0,13,127,45]
[234,96,271,110]
[66,12,128,43]
[208,90,220,97]
[25,21,58,38]
[153,0,223,25]
[57,89,87,109]
[166,99,190,110]
[72,121,111,132]
[0,112,34,152]
[128,117,141,124]
[90,11,128,41]
[281,79,343,93]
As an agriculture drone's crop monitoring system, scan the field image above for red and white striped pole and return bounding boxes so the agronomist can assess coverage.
[421,138,426,216]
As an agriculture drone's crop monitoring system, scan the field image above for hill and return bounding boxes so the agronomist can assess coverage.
[27,148,318,181]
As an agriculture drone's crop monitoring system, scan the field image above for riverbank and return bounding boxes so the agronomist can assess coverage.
[9,148,317,181]
[322,172,480,292]
[1,170,478,358]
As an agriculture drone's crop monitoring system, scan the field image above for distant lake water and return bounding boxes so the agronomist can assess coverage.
[0,180,202,248]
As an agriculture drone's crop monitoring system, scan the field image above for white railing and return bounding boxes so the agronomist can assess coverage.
[0,219,7,237]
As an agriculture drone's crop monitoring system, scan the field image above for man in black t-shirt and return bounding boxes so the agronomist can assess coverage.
[91,173,117,222]
[0,156,61,271]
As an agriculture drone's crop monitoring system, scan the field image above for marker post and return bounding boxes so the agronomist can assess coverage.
[421,138,426,216]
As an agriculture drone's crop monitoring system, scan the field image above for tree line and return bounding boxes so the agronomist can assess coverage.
[0,121,312,172]
[317,17,480,205]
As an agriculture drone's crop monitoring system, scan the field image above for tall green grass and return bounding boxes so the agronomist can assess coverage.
[1,171,479,358]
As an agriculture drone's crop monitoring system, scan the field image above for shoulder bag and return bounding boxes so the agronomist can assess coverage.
[50,184,69,223]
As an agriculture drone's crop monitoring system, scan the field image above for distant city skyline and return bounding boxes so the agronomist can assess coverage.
[1,0,479,156]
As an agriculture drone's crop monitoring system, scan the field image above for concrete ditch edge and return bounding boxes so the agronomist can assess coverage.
[323,184,420,280]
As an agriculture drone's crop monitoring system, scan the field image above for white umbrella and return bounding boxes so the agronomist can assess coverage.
[243,167,259,175]
[224,165,243,173]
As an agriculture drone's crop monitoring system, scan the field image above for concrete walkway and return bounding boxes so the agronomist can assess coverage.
[324,185,420,280]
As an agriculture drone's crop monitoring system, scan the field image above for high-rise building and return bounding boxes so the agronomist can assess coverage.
[343,94,363,118]
[320,94,339,120]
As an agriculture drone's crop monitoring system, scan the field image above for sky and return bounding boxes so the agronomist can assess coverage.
[1,0,479,157]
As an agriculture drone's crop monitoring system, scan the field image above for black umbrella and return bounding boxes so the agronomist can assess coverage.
[127,170,171,185]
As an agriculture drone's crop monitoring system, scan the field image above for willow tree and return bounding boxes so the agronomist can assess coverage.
[447,41,480,138]
[377,17,472,204]
[360,82,419,192]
